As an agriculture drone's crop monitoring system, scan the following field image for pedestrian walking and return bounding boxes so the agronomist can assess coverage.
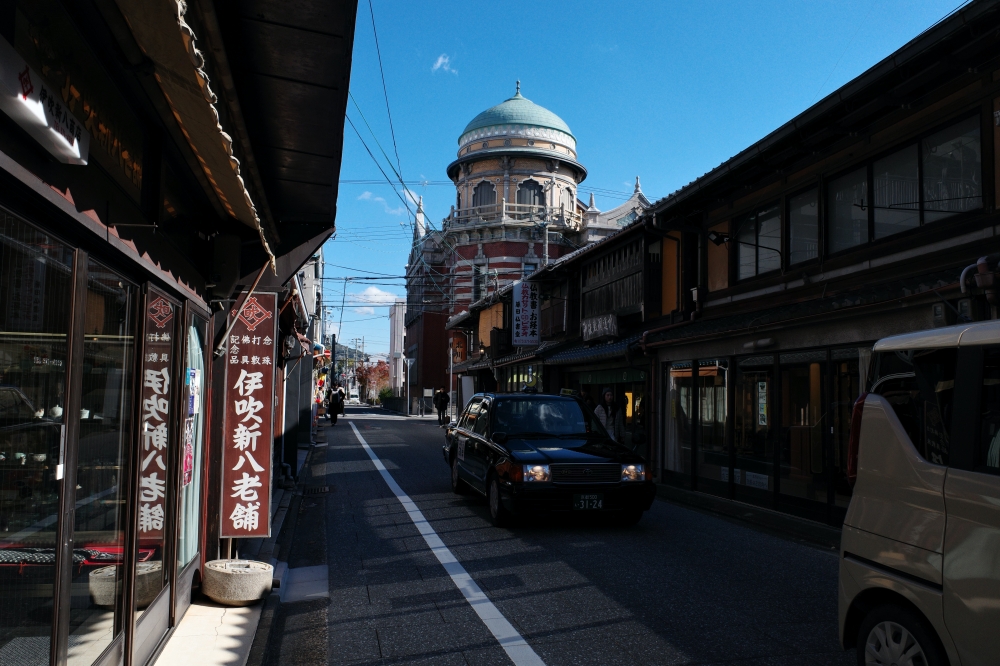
[594,387,625,443]
[433,387,450,426]
[328,383,343,425]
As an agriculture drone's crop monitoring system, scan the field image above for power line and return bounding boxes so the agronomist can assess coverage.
[367,0,402,177]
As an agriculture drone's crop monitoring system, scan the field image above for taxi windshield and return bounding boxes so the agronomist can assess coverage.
[492,398,607,437]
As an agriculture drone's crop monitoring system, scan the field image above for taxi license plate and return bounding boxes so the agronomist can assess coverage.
[572,494,603,510]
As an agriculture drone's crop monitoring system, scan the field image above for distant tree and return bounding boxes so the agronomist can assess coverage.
[356,360,390,402]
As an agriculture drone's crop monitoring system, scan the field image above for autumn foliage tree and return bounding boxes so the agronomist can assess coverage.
[356,360,389,402]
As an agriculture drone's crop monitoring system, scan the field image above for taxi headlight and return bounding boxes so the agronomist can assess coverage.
[621,464,645,482]
[523,464,551,482]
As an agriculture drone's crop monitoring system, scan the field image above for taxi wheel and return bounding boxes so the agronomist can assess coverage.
[488,475,511,527]
[451,455,470,495]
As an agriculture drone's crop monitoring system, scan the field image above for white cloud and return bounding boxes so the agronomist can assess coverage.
[432,54,457,75]
[357,190,404,216]
[354,307,376,315]
[358,286,399,304]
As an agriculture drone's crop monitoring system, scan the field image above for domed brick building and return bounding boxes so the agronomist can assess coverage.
[402,84,647,409]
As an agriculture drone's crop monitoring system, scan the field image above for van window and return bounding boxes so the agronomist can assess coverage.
[977,349,1000,473]
[870,349,956,465]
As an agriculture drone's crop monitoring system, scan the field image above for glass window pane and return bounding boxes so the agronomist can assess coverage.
[779,358,827,504]
[696,361,728,490]
[665,364,693,484]
[177,319,207,569]
[789,190,818,265]
[874,144,920,239]
[135,290,178,618]
[871,348,956,465]
[737,218,755,280]
[922,116,981,223]
[68,260,135,665]
[827,167,868,253]
[757,205,781,274]
[0,212,73,662]
[735,358,774,501]
[979,348,1000,471]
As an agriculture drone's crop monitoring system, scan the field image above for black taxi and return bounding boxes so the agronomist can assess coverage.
[442,391,655,526]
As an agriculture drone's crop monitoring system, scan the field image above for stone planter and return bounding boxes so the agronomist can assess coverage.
[202,559,273,606]
[90,561,162,609]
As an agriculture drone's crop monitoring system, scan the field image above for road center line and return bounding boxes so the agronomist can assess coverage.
[349,421,545,666]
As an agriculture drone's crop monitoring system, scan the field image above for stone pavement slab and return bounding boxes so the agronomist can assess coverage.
[154,599,261,666]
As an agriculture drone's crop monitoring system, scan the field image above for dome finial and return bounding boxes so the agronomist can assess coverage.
[634,176,642,193]
[515,80,521,96]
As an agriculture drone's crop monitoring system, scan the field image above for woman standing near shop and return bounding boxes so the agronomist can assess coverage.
[595,388,625,443]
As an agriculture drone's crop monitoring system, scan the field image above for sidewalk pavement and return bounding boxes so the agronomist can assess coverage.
[153,428,315,666]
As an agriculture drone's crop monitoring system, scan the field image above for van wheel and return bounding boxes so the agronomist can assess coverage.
[856,604,945,666]
[450,455,470,495]
[488,475,511,527]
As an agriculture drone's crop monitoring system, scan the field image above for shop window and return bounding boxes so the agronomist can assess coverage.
[706,223,728,291]
[177,318,208,569]
[873,144,920,238]
[472,181,496,207]
[923,116,982,223]
[68,259,136,665]
[870,348,957,465]
[696,360,728,491]
[788,189,818,265]
[734,356,775,498]
[0,212,73,661]
[737,204,781,279]
[831,348,863,508]
[516,180,544,207]
[665,363,693,483]
[778,351,828,505]
[827,167,868,254]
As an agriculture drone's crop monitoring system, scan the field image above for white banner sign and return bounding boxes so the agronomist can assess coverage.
[512,281,540,347]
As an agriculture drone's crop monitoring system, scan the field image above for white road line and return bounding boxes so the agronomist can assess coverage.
[349,421,545,666]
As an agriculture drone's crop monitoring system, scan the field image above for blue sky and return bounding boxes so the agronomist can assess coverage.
[326,0,965,357]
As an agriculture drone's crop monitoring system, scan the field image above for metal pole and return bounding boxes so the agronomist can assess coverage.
[544,222,550,265]
[449,342,454,423]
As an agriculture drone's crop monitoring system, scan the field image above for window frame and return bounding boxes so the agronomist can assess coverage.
[823,111,983,259]
[734,201,783,282]
[785,185,820,268]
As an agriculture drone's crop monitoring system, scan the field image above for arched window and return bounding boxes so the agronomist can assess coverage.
[472,181,496,207]
[456,192,461,209]
[560,187,574,210]
[516,180,544,207]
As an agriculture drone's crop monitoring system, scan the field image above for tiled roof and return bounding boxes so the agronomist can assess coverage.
[545,334,643,366]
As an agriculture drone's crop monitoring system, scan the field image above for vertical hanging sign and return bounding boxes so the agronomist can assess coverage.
[511,281,540,347]
[137,289,177,541]
[221,293,277,538]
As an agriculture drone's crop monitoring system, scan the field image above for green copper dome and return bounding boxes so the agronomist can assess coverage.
[461,82,573,141]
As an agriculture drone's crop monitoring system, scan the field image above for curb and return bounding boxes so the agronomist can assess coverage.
[244,592,280,666]
[655,484,842,550]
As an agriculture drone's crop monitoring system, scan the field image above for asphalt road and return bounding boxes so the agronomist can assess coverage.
[265,406,855,666]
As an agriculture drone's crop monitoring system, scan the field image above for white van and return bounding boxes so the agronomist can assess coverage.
[839,320,1000,666]
[348,388,359,404]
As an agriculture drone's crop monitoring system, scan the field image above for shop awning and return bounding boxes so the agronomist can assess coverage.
[545,335,643,366]
[490,340,566,368]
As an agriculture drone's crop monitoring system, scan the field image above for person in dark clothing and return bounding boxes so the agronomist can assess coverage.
[433,387,450,425]
[327,384,343,425]
[580,389,596,413]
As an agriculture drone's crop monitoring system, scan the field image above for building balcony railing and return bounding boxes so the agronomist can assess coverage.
[444,200,582,230]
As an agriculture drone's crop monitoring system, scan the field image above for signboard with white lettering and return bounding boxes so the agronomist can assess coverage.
[0,36,89,165]
[582,314,619,341]
[512,281,539,347]
[221,293,277,538]
[137,289,177,541]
